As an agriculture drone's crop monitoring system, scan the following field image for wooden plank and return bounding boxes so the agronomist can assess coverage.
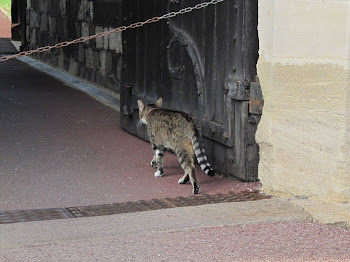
[213,141,226,174]
[158,0,171,105]
[120,0,138,132]
[135,0,146,98]
[214,0,228,125]
[245,114,261,181]
[203,3,216,121]
[203,137,215,172]
[232,100,248,181]
[232,0,244,80]
[242,0,259,81]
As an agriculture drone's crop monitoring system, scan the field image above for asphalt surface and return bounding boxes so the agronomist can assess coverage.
[1,56,259,211]
[1,9,350,261]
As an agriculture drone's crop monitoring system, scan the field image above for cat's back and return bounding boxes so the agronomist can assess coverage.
[149,109,196,130]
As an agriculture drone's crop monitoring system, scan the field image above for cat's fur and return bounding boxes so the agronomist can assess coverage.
[137,97,215,194]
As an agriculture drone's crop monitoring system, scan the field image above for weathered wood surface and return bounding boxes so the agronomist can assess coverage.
[121,0,261,181]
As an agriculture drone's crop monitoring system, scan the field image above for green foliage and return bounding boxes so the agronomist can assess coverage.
[0,0,11,17]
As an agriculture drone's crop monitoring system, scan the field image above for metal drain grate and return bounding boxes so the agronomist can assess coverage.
[0,191,270,224]
[0,208,76,224]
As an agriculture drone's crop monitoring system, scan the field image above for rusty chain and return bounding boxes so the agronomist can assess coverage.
[0,0,225,63]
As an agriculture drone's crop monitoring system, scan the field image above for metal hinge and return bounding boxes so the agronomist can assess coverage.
[249,82,264,115]
[225,80,264,115]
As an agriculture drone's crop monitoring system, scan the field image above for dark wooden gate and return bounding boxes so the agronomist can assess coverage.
[121,0,262,181]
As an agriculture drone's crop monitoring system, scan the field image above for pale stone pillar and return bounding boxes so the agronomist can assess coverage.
[256,0,350,203]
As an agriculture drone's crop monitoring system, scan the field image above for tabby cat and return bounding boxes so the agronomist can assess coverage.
[137,97,215,194]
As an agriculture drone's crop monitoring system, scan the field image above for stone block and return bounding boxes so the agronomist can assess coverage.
[107,75,118,92]
[58,51,65,69]
[79,64,86,78]
[89,68,96,82]
[81,22,89,37]
[38,0,48,13]
[48,0,59,15]
[74,22,82,39]
[93,50,100,68]
[83,66,90,80]
[68,59,79,76]
[78,44,85,63]
[95,71,101,85]
[100,76,107,87]
[26,26,31,43]
[30,28,38,46]
[67,18,77,39]
[26,10,31,24]
[93,1,122,26]
[50,54,58,67]
[78,0,94,21]
[40,13,48,32]
[85,47,94,67]
[100,50,112,76]
[56,16,65,37]
[108,28,122,53]
[95,26,104,49]
[69,44,79,61]
[112,53,122,80]
[67,0,81,18]
[103,27,109,49]
[48,15,56,34]
[30,11,40,28]
[60,0,67,16]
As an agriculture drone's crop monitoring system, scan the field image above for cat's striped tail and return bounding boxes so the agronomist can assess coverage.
[191,130,215,176]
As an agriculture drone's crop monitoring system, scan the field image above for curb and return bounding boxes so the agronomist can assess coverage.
[292,199,350,229]
[0,198,311,248]
[17,56,120,111]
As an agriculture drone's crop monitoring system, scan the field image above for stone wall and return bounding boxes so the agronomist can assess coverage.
[25,0,123,93]
[257,0,350,204]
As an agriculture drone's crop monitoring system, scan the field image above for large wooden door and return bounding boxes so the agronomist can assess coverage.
[121,0,261,181]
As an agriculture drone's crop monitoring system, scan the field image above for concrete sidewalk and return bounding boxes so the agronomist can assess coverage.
[1,25,350,260]
[1,199,350,261]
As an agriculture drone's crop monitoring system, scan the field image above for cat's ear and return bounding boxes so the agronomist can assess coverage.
[155,97,163,108]
[137,100,145,111]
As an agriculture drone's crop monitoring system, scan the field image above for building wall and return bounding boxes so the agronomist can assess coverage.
[257,0,350,203]
[25,0,123,93]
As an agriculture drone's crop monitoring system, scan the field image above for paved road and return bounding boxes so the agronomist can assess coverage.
[1,8,350,261]
[0,57,256,211]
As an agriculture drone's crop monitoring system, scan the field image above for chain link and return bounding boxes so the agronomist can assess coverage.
[0,0,225,63]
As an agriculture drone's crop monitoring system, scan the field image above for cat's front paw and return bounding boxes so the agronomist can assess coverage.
[178,175,189,184]
[151,160,157,168]
[154,170,163,177]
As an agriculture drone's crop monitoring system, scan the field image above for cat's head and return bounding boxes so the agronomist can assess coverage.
[137,97,163,125]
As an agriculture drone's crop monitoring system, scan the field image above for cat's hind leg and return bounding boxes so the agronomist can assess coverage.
[187,166,200,194]
[177,145,199,194]
[154,146,165,177]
